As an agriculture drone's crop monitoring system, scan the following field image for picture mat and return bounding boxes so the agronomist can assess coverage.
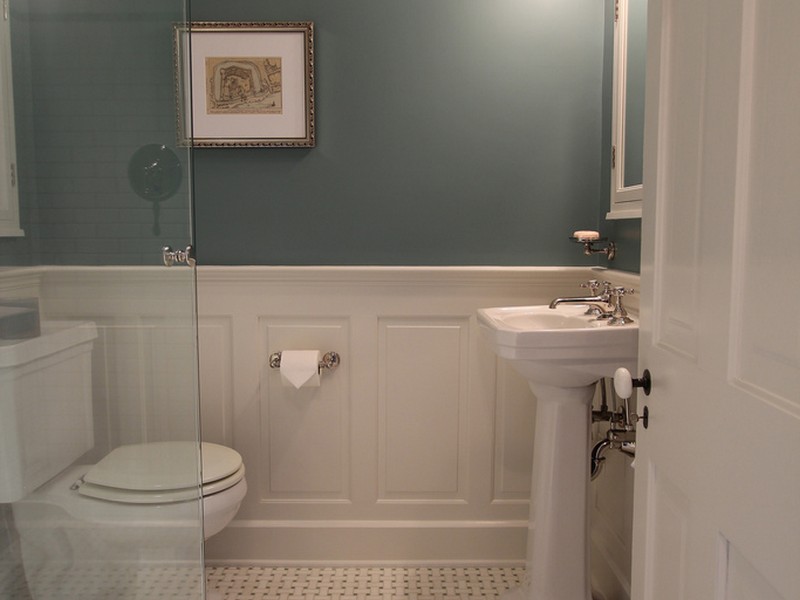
[190,31,307,140]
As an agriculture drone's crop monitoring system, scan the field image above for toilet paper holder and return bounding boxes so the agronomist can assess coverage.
[269,351,341,374]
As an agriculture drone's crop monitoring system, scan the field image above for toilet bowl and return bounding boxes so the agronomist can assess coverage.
[14,441,246,544]
[12,441,246,598]
[75,440,247,539]
[3,323,243,597]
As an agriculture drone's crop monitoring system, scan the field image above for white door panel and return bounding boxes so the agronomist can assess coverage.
[633,0,800,598]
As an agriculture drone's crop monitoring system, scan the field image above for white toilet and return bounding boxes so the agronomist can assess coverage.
[74,440,246,540]
[1,321,245,598]
[12,441,247,553]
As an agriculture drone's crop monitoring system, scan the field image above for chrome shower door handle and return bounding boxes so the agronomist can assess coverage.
[162,245,195,267]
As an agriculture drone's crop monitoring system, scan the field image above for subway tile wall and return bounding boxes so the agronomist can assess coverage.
[3,0,190,267]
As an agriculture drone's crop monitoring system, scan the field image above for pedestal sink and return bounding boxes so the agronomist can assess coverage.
[477,304,638,600]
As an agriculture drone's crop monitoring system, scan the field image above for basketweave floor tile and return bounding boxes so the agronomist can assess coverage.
[206,567,525,600]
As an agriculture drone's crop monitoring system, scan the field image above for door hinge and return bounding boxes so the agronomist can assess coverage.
[614,0,619,23]
[611,145,616,169]
[3,0,9,21]
[9,163,15,187]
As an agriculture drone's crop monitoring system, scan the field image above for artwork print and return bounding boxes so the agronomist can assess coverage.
[175,21,315,147]
[205,57,283,114]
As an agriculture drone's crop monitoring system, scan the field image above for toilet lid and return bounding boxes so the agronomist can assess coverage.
[81,441,243,494]
[78,464,245,504]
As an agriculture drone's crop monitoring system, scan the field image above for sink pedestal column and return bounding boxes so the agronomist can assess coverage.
[510,382,595,600]
[476,303,638,599]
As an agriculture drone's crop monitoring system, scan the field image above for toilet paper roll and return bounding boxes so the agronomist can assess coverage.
[279,350,321,389]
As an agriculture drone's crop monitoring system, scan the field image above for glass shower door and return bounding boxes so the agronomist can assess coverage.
[0,0,204,598]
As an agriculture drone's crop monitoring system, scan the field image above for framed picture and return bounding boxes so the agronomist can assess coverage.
[174,21,315,147]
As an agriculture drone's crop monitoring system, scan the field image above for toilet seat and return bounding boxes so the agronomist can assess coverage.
[78,441,244,504]
[78,464,245,504]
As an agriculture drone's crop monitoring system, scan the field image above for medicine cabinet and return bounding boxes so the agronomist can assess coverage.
[608,0,646,220]
[0,9,22,237]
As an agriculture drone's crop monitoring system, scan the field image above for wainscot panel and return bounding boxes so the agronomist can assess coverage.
[196,266,637,567]
[0,266,637,579]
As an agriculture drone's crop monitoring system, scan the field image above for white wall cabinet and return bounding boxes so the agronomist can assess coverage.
[0,7,22,238]
[608,0,647,220]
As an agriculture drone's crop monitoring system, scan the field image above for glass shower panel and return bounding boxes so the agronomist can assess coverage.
[0,0,203,598]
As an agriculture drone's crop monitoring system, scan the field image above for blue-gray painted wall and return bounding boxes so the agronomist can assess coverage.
[192,0,640,269]
[0,0,641,271]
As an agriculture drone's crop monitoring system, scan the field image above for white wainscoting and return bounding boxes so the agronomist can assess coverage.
[591,397,636,600]
[194,266,636,578]
[195,267,573,566]
[0,267,201,457]
[0,266,636,594]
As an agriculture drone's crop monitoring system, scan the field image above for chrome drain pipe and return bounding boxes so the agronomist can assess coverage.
[591,438,612,480]
[591,433,636,480]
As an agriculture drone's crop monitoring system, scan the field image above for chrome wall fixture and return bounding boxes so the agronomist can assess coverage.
[591,368,652,480]
[269,351,341,374]
[162,245,195,267]
[570,234,616,261]
[128,144,182,235]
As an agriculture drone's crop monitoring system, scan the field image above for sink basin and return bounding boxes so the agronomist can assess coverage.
[477,304,638,387]
[477,303,638,600]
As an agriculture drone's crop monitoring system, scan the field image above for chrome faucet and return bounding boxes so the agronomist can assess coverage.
[548,297,609,315]
[549,281,635,325]
[548,280,613,317]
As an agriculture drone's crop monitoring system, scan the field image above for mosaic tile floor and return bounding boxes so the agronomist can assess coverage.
[206,567,526,600]
[0,564,526,599]
[0,563,204,599]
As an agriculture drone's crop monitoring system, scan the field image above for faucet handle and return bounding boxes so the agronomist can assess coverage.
[581,279,613,296]
[608,287,635,325]
[610,286,635,298]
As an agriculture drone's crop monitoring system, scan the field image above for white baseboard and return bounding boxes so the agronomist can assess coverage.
[204,559,527,568]
[205,520,528,566]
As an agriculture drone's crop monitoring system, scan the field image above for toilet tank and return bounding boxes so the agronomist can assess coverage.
[0,321,97,502]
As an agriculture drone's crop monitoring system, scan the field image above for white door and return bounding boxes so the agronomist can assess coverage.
[632,0,800,598]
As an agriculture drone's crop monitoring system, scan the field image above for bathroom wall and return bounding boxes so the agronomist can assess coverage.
[0,0,641,593]
[190,265,638,583]
[0,266,200,457]
[0,0,643,272]
[591,424,635,600]
[0,262,637,597]
[194,265,557,563]
[0,0,192,267]
[190,0,627,268]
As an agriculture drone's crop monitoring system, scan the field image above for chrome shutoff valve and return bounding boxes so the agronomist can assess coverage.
[591,366,652,479]
[613,367,652,428]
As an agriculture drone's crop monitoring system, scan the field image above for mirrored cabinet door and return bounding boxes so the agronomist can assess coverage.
[609,0,646,220]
